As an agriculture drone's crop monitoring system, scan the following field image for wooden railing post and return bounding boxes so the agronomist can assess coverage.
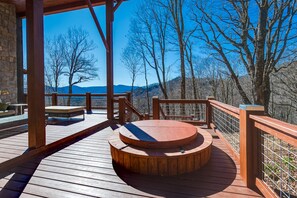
[144,113,150,120]
[86,92,92,114]
[126,91,132,103]
[239,105,264,188]
[52,93,57,106]
[118,96,126,125]
[206,96,215,128]
[152,96,160,120]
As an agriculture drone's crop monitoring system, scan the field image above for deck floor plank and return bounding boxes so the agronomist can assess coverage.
[0,121,262,197]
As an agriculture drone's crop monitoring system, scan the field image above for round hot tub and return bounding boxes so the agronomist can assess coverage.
[109,120,212,176]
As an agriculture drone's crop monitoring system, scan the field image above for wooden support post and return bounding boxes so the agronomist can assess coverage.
[118,96,126,125]
[106,0,114,120]
[86,92,92,114]
[126,91,132,103]
[144,113,150,120]
[52,93,57,106]
[152,96,160,120]
[206,96,215,128]
[239,105,264,188]
[26,0,45,149]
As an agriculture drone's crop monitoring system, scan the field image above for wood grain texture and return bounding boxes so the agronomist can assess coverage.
[26,0,46,149]
[2,0,106,17]
[109,127,213,176]
[0,125,262,197]
[119,120,197,149]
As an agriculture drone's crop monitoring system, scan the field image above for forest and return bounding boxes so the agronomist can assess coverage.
[121,0,297,124]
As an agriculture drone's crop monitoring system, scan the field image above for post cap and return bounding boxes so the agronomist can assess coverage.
[207,96,215,100]
[239,104,264,111]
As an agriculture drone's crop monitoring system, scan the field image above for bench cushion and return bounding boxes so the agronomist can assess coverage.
[45,106,85,114]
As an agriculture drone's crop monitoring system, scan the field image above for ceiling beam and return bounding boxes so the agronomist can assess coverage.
[17,0,106,17]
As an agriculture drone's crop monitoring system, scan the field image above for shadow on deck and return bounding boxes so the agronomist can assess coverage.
[0,123,262,197]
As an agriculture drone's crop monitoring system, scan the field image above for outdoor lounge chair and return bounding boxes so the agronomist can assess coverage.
[45,106,85,120]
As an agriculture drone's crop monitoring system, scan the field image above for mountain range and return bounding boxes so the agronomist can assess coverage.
[52,85,137,94]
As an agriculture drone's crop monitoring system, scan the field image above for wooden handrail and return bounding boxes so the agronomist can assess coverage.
[250,115,297,147]
[124,99,144,120]
[159,99,208,104]
[44,93,128,97]
[209,100,240,119]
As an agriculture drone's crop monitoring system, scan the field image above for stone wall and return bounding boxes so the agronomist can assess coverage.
[0,3,17,103]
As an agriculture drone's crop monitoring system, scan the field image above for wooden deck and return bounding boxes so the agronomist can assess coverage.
[0,124,262,197]
[0,112,107,164]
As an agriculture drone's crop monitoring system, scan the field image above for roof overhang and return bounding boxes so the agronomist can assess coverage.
[0,0,106,17]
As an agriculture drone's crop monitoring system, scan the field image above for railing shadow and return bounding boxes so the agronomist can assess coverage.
[0,122,105,197]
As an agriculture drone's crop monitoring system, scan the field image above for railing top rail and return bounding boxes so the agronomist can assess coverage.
[209,100,240,115]
[44,93,128,97]
[46,93,86,97]
[159,99,208,104]
[124,99,144,120]
[250,115,297,141]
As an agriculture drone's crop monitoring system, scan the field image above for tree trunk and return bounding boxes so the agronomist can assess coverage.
[143,57,150,114]
[254,75,270,114]
[67,85,72,106]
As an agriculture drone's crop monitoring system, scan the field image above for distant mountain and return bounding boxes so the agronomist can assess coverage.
[53,85,137,94]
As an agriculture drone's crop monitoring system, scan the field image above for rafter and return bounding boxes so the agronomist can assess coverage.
[113,0,123,13]
[85,0,109,52]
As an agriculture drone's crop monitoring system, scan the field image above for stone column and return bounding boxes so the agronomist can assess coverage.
[0,3,17,103]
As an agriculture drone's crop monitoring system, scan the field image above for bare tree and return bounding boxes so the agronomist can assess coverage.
[157,0,187,100]
[63,27,98,104]
[129,1,171,99]
[45,35,65,93]
[270,62,297,123]
[193,0,297,112]
[141,48,151,113]
[121,42,142,96]
[185,41,199,100]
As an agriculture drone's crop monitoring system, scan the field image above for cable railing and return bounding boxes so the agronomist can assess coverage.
[250,115,297,198]
[43,92,130,113]
[152,96,208,126]
[209,100,240,157]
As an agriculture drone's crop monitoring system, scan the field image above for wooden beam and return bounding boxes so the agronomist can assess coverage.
[85,0,109,52]
[239,105,264,188]
[17,0,106,18]
[152,96,160,119]
[26,0,46,148]
[113,0,123,13]
[106,0,114,120]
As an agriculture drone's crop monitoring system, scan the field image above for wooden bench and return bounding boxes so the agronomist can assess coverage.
[45,106,85,120]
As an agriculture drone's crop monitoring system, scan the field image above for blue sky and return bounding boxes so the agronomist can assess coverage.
[23,0,162,87]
